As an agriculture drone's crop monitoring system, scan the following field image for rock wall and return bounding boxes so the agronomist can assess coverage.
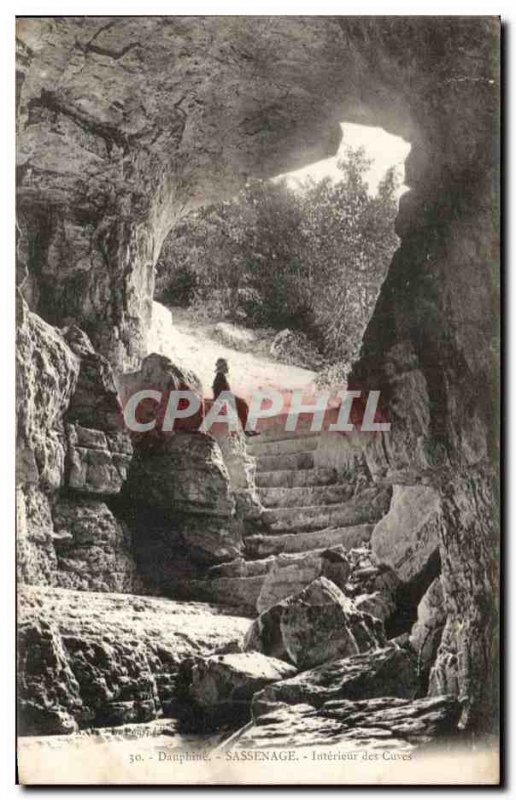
[16,16,500,732]
[16,301,140,592]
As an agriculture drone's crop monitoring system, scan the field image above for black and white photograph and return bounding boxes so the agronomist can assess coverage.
[11,9,501,786]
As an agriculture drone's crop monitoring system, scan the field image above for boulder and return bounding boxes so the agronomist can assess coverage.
[213,430,262,521]
[371,485,441,584]
[345,547,400,624]
[180,652,296,723]
[178,576,267,615]
[244,577,385,669]
[118,352,203,436]
[252,644,418,715]
[124,430,245,571]
[256,546,351,614]
[17,585,251,735]
[354,592,396,622]
[126,432,235,518]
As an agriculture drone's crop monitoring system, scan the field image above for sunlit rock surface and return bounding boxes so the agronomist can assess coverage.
[244,577,385,669]
[251,644,419,714]
[179,652,296,725]
[371,485,441,584]
[17,585,251,735]
[256,546,350,614]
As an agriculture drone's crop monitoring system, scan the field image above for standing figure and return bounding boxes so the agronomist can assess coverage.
[212,357,258,436]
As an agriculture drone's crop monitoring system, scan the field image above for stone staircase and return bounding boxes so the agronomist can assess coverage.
[245,429,390,561]
[186,428,392,613]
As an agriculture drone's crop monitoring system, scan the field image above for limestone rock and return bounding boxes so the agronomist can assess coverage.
[64,330,124,432]
[371,485,441,584]
[354,592,397,623]
[194,546,351,615]
[66,423,132,494]
[230,695,461,752]
[409,577,445,680]
[246,524,373,558]
[126,432,234,517]
[252,645,418,715]
[18,618,83,735]
[256,545,351,614]
[118,352,203,436]
[213,430,262,521]
[17,585,251,735]
[52,497,140,593]
[17,487,58,586]
[179,576,267,616]
[16,303,79,490]
[125,431,242,569]
[344,547,400,624]
[346,547,401,598]
[244,577,385,669]
[180,652,296,723]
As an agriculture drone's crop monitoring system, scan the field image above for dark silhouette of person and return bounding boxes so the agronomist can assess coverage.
[212,357,258,436]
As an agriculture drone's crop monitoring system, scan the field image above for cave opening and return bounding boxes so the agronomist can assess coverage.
[149,122,411,400]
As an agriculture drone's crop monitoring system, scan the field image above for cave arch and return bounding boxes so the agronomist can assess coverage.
[16,16,500,731]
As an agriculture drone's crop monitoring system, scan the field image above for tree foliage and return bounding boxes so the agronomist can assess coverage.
[155,147,401,370]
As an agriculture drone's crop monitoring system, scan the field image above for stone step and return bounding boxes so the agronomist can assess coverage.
[261,487,391,534]
[245,524,374,558]
[250,428,320,443]
[247,435,319,457]
[257,483,354,509]
[254,467,338,489]
[254,450,315,473]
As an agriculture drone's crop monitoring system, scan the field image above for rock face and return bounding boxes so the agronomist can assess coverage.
[17,301,80,491]
[252,645,418,715]
[66,423,132,495]
[230,695,461,752]
[17,585,251,735]
[371,485,441,584]
[51,497,140,593]
[409,577,445,679]
[16,304,139,591]
[244,577,385,669]
[16,16,500,731]
[256,546,350,614]
[180,652,296,724]
[125,433,243,580]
